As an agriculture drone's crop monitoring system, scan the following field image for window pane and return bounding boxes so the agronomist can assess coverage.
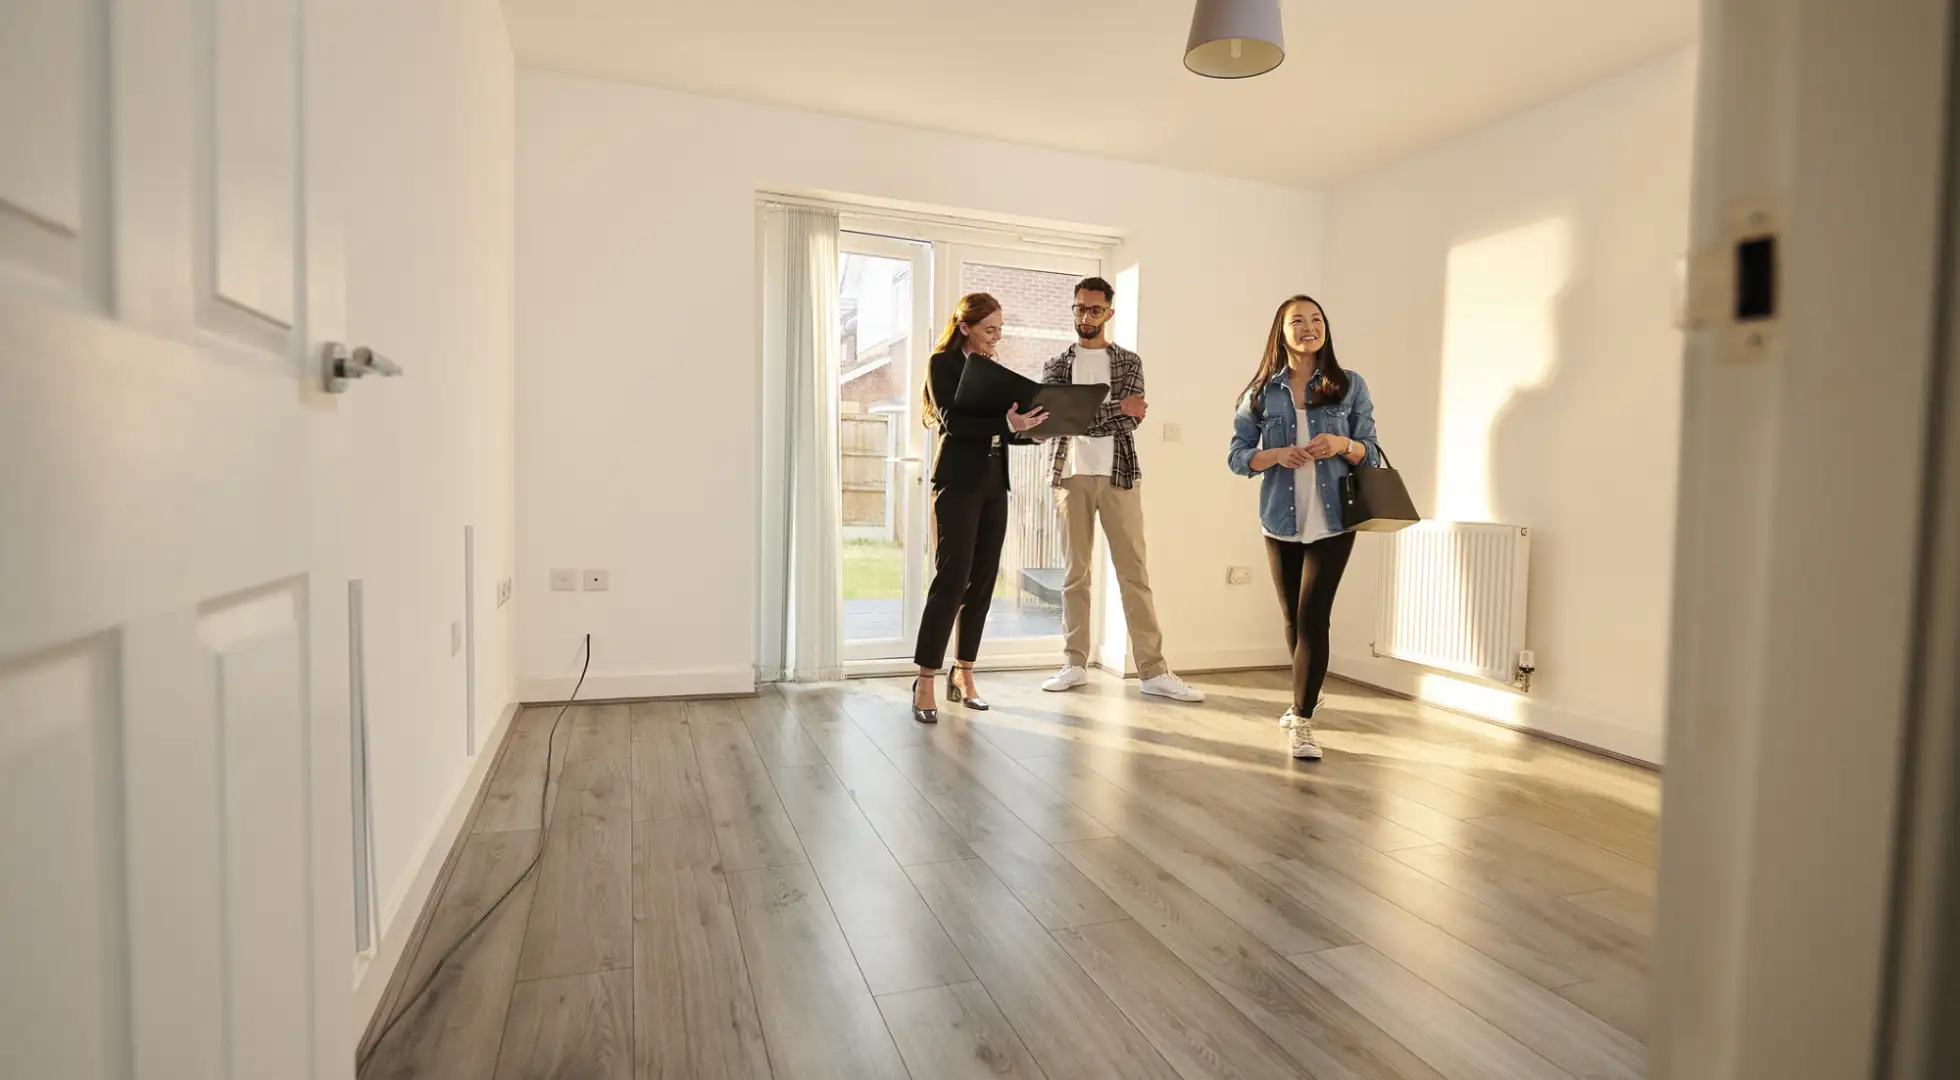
[958,261,1084,643]
[839,251,912,645]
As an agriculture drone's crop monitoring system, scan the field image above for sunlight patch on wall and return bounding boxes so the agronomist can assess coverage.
[1435,217,1573,523]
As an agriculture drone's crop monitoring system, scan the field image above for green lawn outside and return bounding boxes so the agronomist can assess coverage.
[843,539,902,600]
[844,538,1027,604]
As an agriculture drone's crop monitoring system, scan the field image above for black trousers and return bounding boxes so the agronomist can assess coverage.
[1265,531,1357,717]
[914,459,1009,670]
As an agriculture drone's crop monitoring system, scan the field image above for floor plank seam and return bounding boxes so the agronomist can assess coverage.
[511,963,632,986]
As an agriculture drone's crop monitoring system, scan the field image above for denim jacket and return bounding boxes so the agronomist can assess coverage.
[1227,368,1382,538]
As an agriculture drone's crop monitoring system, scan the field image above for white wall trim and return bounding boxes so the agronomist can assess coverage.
[518,668,756,704]
[1332,651,1663,765]
[353,696,521,1030]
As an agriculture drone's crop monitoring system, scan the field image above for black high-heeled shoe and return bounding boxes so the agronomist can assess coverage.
[911,678,938,725]
[946,667,990,711]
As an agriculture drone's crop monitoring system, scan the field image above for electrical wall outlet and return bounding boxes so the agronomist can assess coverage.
[550,568,577,592]
[1226,566,1254,585]
[584,569,610,592]
[1162,422,1182,443]
[496,578,513,608]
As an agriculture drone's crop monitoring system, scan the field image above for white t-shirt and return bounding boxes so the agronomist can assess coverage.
[1064,347,1116,479]
[1264,407,1334,543]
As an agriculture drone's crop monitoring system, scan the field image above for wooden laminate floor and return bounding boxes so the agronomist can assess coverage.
[359,670,1659,1080]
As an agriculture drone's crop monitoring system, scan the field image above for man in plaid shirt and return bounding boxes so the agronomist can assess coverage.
[1039,277,1203,702]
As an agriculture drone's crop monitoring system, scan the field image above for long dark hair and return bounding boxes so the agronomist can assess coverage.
[923,291,1001,428]
[1240,295,1348,418]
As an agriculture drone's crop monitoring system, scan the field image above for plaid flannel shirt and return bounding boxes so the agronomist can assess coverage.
[1043,343,1144,489]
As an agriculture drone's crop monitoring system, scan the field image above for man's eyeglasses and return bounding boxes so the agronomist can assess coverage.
[1071,305,1110,318]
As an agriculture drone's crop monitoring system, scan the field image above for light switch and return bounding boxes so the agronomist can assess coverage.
[1162,422,1182,443]
[550,569,576,592]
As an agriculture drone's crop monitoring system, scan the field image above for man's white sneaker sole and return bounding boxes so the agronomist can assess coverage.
[1140,677,1205,703]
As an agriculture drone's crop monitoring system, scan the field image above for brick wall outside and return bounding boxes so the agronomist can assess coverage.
[962,264,1080,334]
[961,264,1083,378]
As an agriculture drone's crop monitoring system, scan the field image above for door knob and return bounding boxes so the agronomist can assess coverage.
[323,342,404,393]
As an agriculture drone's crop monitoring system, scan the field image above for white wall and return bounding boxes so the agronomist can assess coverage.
[1322,50,1697,764]
[516,71,1327,697]
[343,0,517,986]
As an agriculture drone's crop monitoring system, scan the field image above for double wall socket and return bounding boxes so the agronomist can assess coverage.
[496,578,513,608]
[1226,566,1254,585]
[550,568,611,592]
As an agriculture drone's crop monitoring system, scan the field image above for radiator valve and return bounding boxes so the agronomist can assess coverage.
[1515,650,1536,692]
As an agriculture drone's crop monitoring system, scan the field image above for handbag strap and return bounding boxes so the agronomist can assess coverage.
[1365,443,1393,470]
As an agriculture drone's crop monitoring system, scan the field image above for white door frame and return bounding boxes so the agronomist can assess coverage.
[1652,0,1954,1076]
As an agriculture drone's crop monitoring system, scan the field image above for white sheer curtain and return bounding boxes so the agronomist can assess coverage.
[758,204,844,682]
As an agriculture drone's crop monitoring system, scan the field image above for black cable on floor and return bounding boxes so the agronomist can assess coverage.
[356,633,591,1076]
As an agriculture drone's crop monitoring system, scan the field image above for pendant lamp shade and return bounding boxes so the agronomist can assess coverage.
[1184,0,1285,78]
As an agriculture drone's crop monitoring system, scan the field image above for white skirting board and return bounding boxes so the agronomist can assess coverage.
[517,668,756,704]
[352,698,521,1033]
[1170,645,1293,674]
[1095,645,1291,678]
[1330,651,1665,767]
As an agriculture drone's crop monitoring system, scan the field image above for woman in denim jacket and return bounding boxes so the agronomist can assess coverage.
[1227,295,1381,760]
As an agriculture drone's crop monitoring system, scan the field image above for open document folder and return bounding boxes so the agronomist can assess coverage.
[950,353,1110,438]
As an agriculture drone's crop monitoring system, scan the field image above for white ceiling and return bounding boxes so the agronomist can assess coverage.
[501,0,1697,188]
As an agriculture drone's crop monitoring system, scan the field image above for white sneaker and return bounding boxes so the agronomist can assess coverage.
[1140,672,1205,703]
[1042,665,1090,692]
[1281,695,1328,727]
[1286,712,1323,760]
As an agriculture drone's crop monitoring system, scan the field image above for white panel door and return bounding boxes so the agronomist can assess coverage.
[0,1,354,1078]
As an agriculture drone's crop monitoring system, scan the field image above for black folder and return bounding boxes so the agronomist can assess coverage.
[951,354,1109,438]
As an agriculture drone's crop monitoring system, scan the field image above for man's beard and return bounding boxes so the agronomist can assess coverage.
[1076,322,1101,340]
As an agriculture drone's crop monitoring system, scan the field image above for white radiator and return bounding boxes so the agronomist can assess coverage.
[1372,522,1532,686]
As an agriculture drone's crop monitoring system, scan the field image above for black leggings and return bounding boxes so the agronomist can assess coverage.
[913,463,1008,670]
[1265,532,1357,717]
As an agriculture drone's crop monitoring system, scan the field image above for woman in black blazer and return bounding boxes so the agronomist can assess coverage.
[911,292,1046,723]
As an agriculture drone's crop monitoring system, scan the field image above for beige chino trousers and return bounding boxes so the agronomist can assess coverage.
[1054,475,1167,679]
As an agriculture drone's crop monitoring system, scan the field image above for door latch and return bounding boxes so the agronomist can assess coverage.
[323,342,404,393]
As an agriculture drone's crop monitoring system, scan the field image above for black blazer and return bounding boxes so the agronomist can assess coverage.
[923,348,1031,491]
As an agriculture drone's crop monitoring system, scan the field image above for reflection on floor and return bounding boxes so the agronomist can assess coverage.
[359,669,1658,1080]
